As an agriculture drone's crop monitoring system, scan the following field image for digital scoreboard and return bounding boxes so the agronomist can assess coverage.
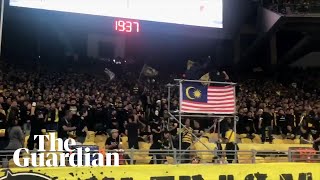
[115,20,140,33]
[10,0,223,29]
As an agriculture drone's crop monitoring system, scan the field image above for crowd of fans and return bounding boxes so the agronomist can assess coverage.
[0,59,318,164]
[264,0,320,14]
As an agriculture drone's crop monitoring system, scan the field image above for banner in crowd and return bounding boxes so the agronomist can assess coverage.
[0,163,318,180]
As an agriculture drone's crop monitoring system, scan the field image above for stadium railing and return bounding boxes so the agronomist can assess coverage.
[0,148,319,167]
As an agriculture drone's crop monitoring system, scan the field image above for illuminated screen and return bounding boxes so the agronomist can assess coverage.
[10,0,223,28]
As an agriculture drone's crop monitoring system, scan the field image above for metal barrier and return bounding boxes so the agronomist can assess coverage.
[0,148,319,167]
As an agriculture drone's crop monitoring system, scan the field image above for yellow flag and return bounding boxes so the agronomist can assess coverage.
[200,73,210,85]
[187,60,195,70]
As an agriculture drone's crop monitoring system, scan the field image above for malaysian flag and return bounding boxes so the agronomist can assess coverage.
[180,82,236,114]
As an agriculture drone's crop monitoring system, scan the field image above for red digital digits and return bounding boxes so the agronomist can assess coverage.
[115,20,140,33]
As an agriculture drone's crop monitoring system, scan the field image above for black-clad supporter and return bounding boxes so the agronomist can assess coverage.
[125,116,139,149]
[6,100,20,124]
[58,110,76,141]
[299,126,310,144]
[46,102,59,131]
[276,109,287,135]
[74,108,88,144]
[27,102,44,150]
[307,112,320,150]
[161,131,172,164]
[0,104,8,149]
[244,111,256,137]
[193,120,204,138]
[94,103,107,134]
[106,129,121,150]
[285,109,295,137]
[149,118,163,164]
[259,107,273,143]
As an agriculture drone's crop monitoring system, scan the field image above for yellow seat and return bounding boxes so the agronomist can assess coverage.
[121,136,128,143]
[252,135,262,144]
[241,138,253,144]
[139,142,151,150]
[194,142,216,162]
[273,139,284,144]
[239,134,247,138]
[264,156,288,163]
[83,142,96,146]
[198,137,209,143]
[294,139,301,144]
[94,135,107,144]
[283,139,294,144]
[86,131,95,143]
[255,157,265,163]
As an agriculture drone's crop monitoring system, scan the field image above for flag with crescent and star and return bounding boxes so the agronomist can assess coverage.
[180,82,236,114]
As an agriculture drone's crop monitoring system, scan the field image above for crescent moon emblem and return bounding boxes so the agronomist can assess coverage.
[186,87,196,100]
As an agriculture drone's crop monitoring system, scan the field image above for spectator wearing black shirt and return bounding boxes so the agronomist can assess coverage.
[46,103,59,131]
[27,103,44,150]
[299,126,310,144]
[276,109,287,135]
[149,118,163,164]
[259,107,273,143]
[75,108,88,144]
[244,111,256,136]
[106,129,121,150]
[308,116,320,150]
[125,116,139,149]
[285,109,295,137]
[58,110,76,141]
[7,100,19,124]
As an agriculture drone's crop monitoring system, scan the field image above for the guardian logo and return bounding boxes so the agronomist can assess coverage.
[13,133,119,167]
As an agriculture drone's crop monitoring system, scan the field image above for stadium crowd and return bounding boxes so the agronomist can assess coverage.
[0,59,319,164]
[264,0,320,14]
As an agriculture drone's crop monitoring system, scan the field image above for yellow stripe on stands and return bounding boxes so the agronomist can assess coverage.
[0,163,319,180]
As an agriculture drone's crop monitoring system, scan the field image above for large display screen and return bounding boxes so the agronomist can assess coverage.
[10,0,223,28]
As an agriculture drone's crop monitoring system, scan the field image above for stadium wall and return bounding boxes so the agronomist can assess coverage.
[0,163,318,179]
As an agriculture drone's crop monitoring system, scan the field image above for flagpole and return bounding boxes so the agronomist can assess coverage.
[0,0,4,58]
